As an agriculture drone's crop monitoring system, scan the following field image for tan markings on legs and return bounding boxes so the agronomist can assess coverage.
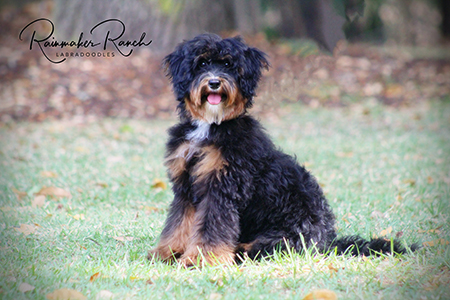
[179,242,235,267]
[237,240,257,252]
[149,205,196,262]
[178,204,235,267]
[192,145,228,184]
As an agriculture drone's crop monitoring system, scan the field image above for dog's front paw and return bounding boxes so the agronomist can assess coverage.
[179,245,235,267]
[148,246,180,263]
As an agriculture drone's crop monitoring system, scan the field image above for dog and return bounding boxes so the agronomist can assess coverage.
[149,33,416,266]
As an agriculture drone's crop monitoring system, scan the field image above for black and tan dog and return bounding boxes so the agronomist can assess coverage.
[149,33,415,266]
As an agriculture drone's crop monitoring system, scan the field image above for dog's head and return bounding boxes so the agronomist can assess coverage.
[163,33,269,124]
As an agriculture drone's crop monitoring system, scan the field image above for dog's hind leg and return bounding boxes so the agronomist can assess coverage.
[236,231,294,260]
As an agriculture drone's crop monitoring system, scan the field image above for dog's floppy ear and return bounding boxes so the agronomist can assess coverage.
[162,48,183,80]
[239,46,269,102]
[162,41,195,101]
[243,47,270,75]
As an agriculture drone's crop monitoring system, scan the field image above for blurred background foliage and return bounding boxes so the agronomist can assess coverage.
[55,0,449,51]
[0,0,448,122]
[1,0,448,52]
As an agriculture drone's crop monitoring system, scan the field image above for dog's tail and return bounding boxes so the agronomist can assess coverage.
[328,235,419,256]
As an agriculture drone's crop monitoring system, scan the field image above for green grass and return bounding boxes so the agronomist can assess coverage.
[1,101,449,299]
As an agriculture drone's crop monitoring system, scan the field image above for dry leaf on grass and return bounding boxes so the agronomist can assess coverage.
[72,214,85,220]
[151,179,167,190]
[36,186,71,199]
[423,239,450,247]
[335,151,353,158]
[40,171,58,178]
[89,272,100,282]
[113,236,134,242]
[15,224,36,236]
[96,182,108,188]
[402,178,416,186]
[418,226,442,235]
[12,188,27,201]
[32,195,46,208]
[379,226,393,237]
[327,263,338,276]
[75,146,89,153]
[46,288,86,300]
[19,282,35,293]
[144,206,163,214]
[303,289,337,300]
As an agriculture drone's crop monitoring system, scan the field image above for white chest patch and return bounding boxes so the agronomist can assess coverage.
[187,121,211,141]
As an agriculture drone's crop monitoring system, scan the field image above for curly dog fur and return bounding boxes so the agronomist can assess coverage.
[149,33,416,266]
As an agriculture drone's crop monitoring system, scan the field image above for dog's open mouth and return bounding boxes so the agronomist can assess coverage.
[205,93,224,105]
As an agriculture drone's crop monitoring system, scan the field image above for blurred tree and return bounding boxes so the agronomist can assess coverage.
[50,0,445,51]
[441,0,450,37]
[53,0,263,53]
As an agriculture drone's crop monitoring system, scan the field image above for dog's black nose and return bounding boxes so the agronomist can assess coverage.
[208,79,221,90]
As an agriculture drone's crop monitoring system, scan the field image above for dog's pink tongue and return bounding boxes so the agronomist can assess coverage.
[207,93,221,105]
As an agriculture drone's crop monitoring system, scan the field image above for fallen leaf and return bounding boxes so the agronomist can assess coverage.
[96,182,108,188]
[96,290,114,300]
[19,282,35,293]
[12,188,27,201]
[144,206,162,214]
[427,176,434,184]
[32,195,46,208]
[379,226,393,236]
[46,288,86,300]
[40,171,58,178]
[132,155,142,162]
[113,236,134,242]
[423,239,450,247]
[151,179,167,190]
[303,289,337,300]
[90,272,100,282]
[36,187,71,199]
[384,84,404,98]
[418,228,442,234]
[72,214,85,220]
[402,178,416,186]
[75,146,89,153]
[328,263,338,274]
[335,151,353,158]
[15,224,36,236]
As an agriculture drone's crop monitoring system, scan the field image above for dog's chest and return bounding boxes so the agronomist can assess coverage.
[164,124,227,183]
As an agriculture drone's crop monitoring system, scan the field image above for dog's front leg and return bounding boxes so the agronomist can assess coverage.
[179,192,239,267]
[148,195,195,263]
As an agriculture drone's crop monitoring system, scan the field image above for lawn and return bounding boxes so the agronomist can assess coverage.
[0,100,449,300]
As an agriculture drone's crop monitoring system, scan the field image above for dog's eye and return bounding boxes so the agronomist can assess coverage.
[198,59,208,68]
[222,60,231,68]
